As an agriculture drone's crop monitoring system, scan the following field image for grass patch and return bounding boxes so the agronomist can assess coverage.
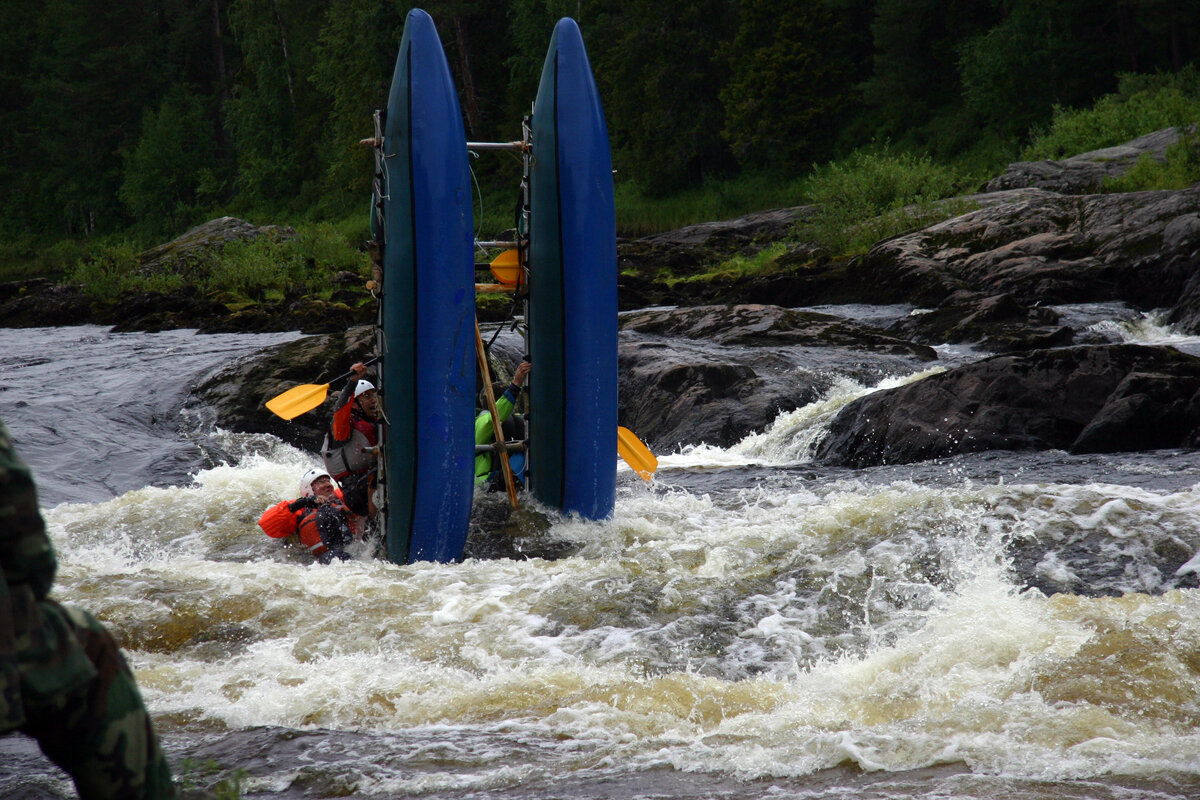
[320,214,372,251]
[206,236,310,297]
[807,199,980,258]
[204,222,369,297]
[66,243,187,302]
[64,221,370,302]
[0,235,104,283]
[615,172,808,237]
[672,242,791,285]
[64,241,147,302]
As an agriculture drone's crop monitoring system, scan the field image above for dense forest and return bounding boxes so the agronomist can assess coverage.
[2,0,1199,248]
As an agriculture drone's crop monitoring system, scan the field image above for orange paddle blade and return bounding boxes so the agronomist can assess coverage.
[489,249,523,286]
[617,426,657,480]
[265,382,332,421]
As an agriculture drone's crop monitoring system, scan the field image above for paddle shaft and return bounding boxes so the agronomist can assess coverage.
[327,355,380,390]
[474,321,519,508]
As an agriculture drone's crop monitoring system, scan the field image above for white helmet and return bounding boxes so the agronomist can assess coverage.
[354,379,376,398]
[300,468,334,497]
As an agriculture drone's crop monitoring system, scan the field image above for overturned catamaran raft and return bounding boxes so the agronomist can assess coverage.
[371,9,618,565]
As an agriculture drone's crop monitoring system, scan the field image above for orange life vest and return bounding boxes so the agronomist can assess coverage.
[257,491,352,557]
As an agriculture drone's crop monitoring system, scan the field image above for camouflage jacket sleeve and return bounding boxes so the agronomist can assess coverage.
[0,420,56,598]
[0,418,59,732]
[0,419,56,599]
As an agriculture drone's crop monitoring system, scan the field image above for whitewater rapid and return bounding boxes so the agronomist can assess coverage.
[5,319,1200,799]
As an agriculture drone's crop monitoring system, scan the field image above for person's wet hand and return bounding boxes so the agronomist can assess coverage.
[513,361,531,386]
[288,496,318,512]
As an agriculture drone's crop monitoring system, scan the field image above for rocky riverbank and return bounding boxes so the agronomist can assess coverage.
[16,127,1200,466]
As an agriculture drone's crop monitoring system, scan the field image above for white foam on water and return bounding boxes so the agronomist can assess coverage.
[657,367,945,470]
[36,423,1200,790]
[1088,309,1200,350]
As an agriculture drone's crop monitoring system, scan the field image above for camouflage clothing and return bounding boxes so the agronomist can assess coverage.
[0,419,175,799]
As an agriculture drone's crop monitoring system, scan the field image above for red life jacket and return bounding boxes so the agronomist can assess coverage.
[295,505,329,555]
[257,491,352,557]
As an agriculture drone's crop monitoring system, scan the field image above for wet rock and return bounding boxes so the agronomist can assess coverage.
[1072,368,1200,453]
[0,278,92,327]
[886,293,1075,352]
[193,324,525,452]
[189,325,376,452]
[815,344,1200,468]
[616,305,937,450]
[619,352,791,450]
[620,304,936,359]
[985,126,1194,195]
[463,496,580,561]
[106,291,233,333]
[850,185,1200,340]
[136,216,296,280]
[195,304,938,453]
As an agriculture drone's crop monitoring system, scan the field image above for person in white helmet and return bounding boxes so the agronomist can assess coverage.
[257,467,355,563]
[320,361,379,520]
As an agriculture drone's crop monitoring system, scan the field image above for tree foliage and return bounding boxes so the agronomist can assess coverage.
[1022,66,1200,159]
[120,88,225,236]
[1,0,1199,240]
[721,0,858,171]
[587,0,736,195]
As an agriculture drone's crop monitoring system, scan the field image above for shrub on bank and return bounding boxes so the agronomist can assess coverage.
[64,241,144,302]
[0,236,105,284]
[1022,68,1200,161]
[794,149,968,258]
[64,222,370,303]
[1103,130,1200,193]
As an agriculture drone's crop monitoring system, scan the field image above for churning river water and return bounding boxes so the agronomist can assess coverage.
[4,313,1200,800]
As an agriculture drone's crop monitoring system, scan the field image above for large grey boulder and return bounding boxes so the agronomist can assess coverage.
[190,325,529,453]
[814,344,1200,468]
[137,216,297,279]
[617,305,936,450]
[886,292,1074,352]
[193,306,941,455]
[620,206,813,271]
[849,185,1200,338]
[617,207,814,309]
[189,325,375,451]
[619,304,936,356]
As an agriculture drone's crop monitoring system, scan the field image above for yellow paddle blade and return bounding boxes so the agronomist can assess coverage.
[489,248,522,286]
[617,426,657,480]
[265,382,332,421]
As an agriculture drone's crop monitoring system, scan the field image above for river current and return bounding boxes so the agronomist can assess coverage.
[3,313,1200,800]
